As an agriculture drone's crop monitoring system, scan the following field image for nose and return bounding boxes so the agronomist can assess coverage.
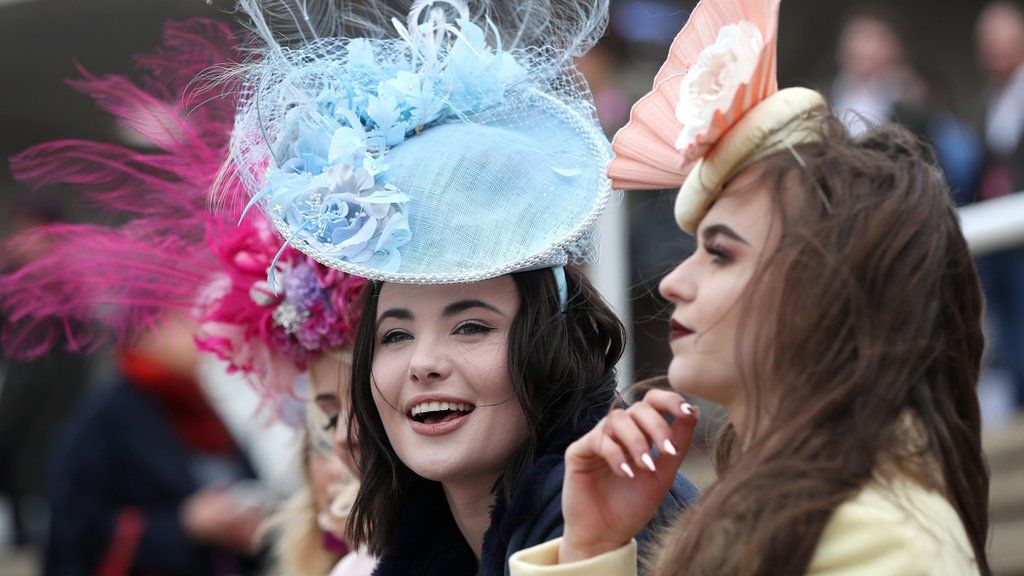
[659,254,698,304]
[407,339,453,384]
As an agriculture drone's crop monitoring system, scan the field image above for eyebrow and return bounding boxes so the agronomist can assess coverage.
[442,299,506,318]
[702,224,750,246]
[375,299,506,325]
[315,393,338,403]
[376,308,412,325]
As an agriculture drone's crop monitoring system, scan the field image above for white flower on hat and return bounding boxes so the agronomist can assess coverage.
[674,21,764,152]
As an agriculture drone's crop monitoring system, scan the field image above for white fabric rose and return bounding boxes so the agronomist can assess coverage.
[675,21,764,151]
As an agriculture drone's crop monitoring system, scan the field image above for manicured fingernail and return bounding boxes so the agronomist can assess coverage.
[619,463,635,478]
[681,403,694,416]
[641,453,656,472]
[663,439,677,456]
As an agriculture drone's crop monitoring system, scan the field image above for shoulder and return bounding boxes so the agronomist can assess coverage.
[808,478,979,576]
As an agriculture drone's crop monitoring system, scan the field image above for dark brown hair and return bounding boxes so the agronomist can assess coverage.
[655,119,990,575]
[345,266,625,555]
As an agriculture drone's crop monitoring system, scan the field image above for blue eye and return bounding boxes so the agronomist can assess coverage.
[453,322,493,336]
[380,330,412,344]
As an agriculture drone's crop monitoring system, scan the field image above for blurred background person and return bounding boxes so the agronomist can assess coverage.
[0,199,91,552]
[44,314,263,576]
[265,353,376,576]
[832,4,926,134]
[832,4,982,200]
[974,1,1024,411]
[265,399,351,576]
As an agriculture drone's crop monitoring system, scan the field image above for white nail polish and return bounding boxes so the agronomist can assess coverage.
[619,463,635,478]
[681,403,693,416]
[641,453,656,472]
[663,439,677,456]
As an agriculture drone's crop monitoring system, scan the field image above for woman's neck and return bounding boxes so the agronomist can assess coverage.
[442,474,500,560]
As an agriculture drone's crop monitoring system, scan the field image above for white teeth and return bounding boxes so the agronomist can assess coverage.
[409,401,474,417]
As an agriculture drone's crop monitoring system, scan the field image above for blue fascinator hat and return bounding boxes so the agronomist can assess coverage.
[229,0,613,284]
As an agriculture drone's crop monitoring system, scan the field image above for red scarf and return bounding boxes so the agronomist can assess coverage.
[117,349,236,455]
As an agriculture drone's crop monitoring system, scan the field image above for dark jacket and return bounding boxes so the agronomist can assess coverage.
[372,406,699,576]
[44,378,261,576]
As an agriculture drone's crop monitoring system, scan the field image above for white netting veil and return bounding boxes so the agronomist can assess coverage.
[227,0,612,283]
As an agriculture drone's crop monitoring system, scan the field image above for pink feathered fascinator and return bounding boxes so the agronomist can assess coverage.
[607,0,828,234]
[0,19,365,415]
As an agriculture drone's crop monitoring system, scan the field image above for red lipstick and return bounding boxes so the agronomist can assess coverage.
[669,319,693,341]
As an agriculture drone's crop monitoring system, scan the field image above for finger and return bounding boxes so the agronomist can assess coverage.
[606,409,659,473]
[567,422,635,479]
[626,402,674,457]
[640,388,694,420]
[594,429,637,479]
[652,404,699,485]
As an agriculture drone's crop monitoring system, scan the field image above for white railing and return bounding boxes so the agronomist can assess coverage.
[592,204,634,389]
[959,192,1024,256]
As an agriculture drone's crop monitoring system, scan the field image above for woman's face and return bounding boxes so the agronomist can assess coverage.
[309,353,358,474]
[659,168,778,420]
[370,276,528,485]
[838,16,902,81]
[307,445,349,536]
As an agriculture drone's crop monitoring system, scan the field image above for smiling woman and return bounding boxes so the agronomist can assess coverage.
[371,277,526,490]
[345,267,696,576]
[211,0,700,573]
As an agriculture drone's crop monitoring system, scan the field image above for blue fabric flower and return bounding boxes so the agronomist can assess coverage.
[255,13,528,273]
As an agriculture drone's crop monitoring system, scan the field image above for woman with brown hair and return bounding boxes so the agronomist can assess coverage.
[509,0,990,574]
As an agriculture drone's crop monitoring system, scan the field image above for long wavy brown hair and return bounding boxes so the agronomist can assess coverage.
[654,119,990,575]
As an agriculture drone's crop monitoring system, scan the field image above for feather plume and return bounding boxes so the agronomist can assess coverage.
[0,19,241,360]
[230,0,609,64]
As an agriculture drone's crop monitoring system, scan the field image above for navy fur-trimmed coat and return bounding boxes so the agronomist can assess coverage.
[372,407,699,576]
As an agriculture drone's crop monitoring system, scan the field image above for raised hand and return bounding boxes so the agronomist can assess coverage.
[559,389,698,563]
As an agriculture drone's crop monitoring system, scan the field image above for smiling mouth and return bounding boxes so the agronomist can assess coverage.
[408,401,476,425]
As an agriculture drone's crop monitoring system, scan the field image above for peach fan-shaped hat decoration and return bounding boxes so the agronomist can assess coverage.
[607,0,829,234]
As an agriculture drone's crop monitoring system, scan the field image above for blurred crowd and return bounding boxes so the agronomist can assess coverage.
[1,0,1023,574]
[829,1,1024,417]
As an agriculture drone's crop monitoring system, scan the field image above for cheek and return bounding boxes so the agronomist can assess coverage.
[368,368,406,446]
[370,353,404,406]
[309,455,340,500]
[466,342,528,452]
[463,341,511,397]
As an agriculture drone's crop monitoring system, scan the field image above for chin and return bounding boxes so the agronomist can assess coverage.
[399,450,470,482]
[667,360,733,406]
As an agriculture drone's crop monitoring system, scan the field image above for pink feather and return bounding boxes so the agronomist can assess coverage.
[0,19,365,418]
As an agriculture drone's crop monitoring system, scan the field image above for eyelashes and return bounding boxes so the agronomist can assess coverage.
[380,329,412,345]
[704,243,732,264]
[378,321,495,345]
[452,321,494,336]
[323,413,339,431]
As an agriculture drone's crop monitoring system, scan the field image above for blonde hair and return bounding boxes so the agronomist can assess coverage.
[267,392,363,575]
[270,480,342,576]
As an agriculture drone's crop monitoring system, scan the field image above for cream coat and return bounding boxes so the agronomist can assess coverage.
[508,474,979,576]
